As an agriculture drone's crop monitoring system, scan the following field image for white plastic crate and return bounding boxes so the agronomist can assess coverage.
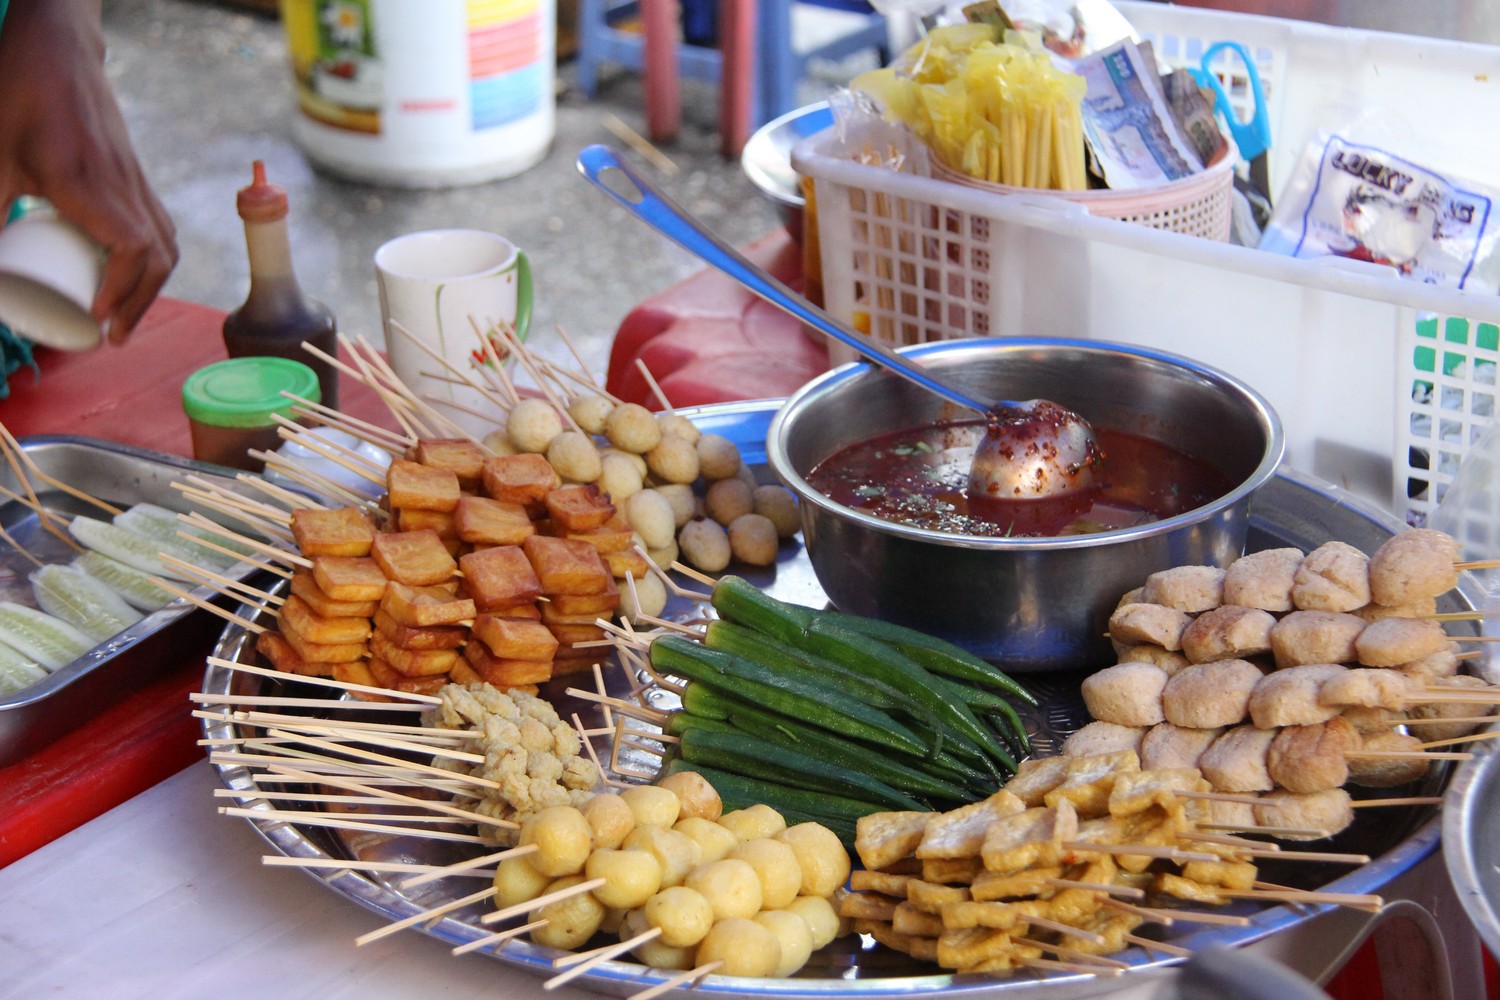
[792,1,1500,524]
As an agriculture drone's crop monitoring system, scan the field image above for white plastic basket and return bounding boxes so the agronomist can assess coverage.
[793,2,1500,525]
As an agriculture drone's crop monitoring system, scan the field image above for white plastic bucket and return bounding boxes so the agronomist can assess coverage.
[281,0,555,187]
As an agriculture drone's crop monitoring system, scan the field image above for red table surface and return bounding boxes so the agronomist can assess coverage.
[0,298,398,868]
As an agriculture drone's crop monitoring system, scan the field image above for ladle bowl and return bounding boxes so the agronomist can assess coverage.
[768,338,1284,673]
[576,144,1102,501]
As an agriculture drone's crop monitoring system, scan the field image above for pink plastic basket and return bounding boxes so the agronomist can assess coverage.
[931,154,1235,241]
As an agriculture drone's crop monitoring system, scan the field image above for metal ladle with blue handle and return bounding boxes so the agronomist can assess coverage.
[575,144,1102,501]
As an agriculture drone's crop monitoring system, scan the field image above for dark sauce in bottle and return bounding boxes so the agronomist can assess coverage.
[221,160,339,410]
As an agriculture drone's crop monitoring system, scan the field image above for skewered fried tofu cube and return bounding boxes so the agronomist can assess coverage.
[565,513,635,555]
[256,629,331,677]
[546,578,621,616]
[892,902,945,938]
[1043,751,1141,817]
[278,594,373,645]
[1319,666,1414,709]
[1347,730,1430,787]
[936,925,1016,969]
[1005,756,1074,808]
[368,656,451,695]
[979,802,1079,872]
[921,856,984,884]
[605,548,650,580]
[291,506,376,558]
[380,581,476,627]
[488,602,543,620]
[371,530,458,586]
[523,535,612,595]
[482,453,560,506]
[453,496,535,546]
[548,622,607,648]
[290,569,379,618]
[837,892,901,921]
[415,438,486,489]
[459,545,544,611]
[1355,617,1449,668]
[544,484,617,532]
[371,631,460,676]
[849,870,915,896]
[539,602,609,627]
[1107,767,1210,818]
[463,639,553,687]
[332,659,390,701]
[387,458,461,512]
[373,608,468,650]
[278,618,369,663]
[471,614,559,661]
[906,880,971,913]
[856,811,930,872]
[1253,788,1354,841]
[395,507,458,539]
[916,790,1026,860]
[313,556,388,602]
[969,866,1062,902]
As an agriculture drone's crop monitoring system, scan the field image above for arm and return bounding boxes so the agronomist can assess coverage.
[0,0,178,343]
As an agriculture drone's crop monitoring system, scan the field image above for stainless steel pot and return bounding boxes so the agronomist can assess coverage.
[766,337,1285,673]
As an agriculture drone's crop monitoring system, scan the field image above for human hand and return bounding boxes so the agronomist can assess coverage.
[0,0,178,344]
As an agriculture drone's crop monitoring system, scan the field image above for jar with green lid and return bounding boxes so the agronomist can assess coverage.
[182,356,321,471]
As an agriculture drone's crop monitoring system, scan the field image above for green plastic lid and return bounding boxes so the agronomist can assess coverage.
[182,357,320,428]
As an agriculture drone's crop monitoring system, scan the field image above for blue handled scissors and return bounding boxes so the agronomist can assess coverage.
[1190,41,1272,201]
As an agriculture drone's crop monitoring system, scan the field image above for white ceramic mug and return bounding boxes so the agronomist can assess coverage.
[0,201,105,351]
[374,229,532,435]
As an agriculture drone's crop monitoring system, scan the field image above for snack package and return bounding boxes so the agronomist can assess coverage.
[1259,132,1500,294]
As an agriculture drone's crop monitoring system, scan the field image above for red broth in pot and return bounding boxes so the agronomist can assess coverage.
[806,419,1233,538]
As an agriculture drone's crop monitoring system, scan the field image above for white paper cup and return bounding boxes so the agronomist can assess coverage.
[0,206,104,351]
[375,229,532,437]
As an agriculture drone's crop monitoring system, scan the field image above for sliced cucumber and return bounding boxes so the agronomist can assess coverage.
[72,551,174,612]
[113,503,240,570]
[0,640,47,695]
[30,563,144,643]
[68,516,193,581]
[0,602,95,670]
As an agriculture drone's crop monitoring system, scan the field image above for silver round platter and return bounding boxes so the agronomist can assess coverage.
[201,398,1471,999]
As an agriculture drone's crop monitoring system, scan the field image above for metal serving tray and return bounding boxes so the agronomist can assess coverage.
[0,434,271,767]
[202,400,1471,998]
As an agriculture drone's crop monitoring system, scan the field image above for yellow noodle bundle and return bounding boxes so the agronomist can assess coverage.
[853,26,1087,191]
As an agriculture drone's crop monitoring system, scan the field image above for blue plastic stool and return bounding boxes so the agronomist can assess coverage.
[573,0,886,129]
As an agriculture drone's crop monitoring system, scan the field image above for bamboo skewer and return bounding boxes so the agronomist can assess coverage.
[599,113,680,177]
[480,877,607,925]
[194,693,420,712]
[1014,937,1130,971]
[1059,842,1220,863]
[159,554,285,607]
[1124,934,1193,959]
[253,451,379,513]
[284,391,413,452]
[0,431,78,552]
[1345,748,1473,761]
[260,855,486,876]
[218,805,490,844]
[387,319,512,425]
[205,708,479,740]
[1101,898,1250,927]
[1350,796,1443,808]
[0,422,122,515]
[1418,729,1500,749]
[275,422,387,484]
[182,510,309,566]
[633,359,673,414]
[250,761,514,829]
[1218,887,1383,912]
[628,961,722,1000]
[151,577,266,633]
[356,885,500,947]
[258,726,500,790]
[207,656,443,704]
[452,918,545,956]
[401,845,535,889]
[1045,877,1146,900]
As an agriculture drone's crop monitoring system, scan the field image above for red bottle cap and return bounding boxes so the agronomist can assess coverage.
[236,160,288,224]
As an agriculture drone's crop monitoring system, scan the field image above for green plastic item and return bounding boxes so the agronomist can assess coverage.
[181,357,320,428]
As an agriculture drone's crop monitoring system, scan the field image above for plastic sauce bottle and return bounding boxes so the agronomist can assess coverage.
[222,160,339,409]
